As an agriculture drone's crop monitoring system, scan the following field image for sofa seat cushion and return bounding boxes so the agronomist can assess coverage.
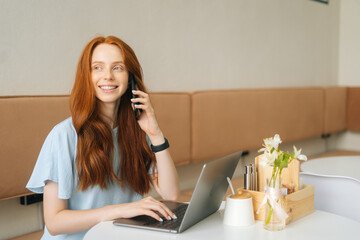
[8,230,43,240]
[309,150,360,160]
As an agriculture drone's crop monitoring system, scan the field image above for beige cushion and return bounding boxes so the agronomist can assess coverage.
[0,96,70,200]
[347,87,360,132]
[323,87,347,134]
[309,150,360,160]
[150,92,191,166]
[0,93,191,200]
[191,88,324,162]
[7,230,44,240]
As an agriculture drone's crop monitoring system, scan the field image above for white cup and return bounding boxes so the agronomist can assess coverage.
[223,194,255,226]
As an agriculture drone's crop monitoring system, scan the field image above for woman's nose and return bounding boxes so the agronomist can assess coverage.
[104,68,113,80]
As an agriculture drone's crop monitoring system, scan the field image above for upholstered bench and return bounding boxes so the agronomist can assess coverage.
[1,87,359,239]
[8,230,44,240]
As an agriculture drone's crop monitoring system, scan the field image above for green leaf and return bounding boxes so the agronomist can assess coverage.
[274,158,280,167]
[275,155,282,167]
[280,155,288,170]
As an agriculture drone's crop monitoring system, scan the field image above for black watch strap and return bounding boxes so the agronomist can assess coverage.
[151,138,169,153]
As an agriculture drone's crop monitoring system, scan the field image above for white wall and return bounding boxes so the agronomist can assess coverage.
[338,0,360,86]
[0,0,339,97]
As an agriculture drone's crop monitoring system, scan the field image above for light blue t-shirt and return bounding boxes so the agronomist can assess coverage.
[26,117,145,240]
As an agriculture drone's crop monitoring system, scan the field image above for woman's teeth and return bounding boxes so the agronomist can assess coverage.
[100,86,117,90]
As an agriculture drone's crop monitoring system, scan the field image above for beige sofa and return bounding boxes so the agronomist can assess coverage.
[1,86,359,239]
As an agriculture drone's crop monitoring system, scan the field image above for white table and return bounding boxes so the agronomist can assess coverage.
[301,156,360,181]
[84,203,360,240]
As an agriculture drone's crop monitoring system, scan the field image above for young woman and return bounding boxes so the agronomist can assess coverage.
[27,36,180,239]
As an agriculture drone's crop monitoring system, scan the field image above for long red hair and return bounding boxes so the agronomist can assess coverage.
[70,36,156,194]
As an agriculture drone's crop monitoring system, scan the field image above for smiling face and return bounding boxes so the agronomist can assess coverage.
[91,43,129,113]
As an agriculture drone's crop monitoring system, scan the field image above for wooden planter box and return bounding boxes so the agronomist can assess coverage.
[242,184,314,225]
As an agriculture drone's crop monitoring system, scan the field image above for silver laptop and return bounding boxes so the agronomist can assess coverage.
[113,150,242,233]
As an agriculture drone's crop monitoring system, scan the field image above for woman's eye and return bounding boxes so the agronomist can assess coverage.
[93,65,102,71]
[113,66,124,71]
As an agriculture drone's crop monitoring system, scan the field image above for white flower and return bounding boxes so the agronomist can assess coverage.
[260,154,271,166]
[258,145,267,152]
[293,146,307,161]
[272,134,282,149]
[259,134,282,153]
[260,149,281,167]
[258,145,271,153]
[297,154,307,161]
[264,137,273,148]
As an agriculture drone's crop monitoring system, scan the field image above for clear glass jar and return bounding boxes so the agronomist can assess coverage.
[263,186,286,231]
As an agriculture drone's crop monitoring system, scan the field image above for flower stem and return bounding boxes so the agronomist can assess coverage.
[265,201,273,225]
[270,167,277,188]
[270,168,280,188]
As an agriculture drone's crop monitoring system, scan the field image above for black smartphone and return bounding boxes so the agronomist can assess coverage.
[129,72,142,120]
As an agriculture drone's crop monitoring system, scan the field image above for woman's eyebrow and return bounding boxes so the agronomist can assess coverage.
[91,61,124,64]
[112,61,125,64]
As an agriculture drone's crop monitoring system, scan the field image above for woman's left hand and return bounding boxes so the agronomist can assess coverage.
[131,90,164,142]
[131,90,180,201]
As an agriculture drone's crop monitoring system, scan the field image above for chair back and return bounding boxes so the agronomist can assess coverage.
[300,172,360,222]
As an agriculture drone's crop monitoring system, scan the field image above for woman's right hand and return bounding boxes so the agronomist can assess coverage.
[44,181,177,236]
[115,196,177,222]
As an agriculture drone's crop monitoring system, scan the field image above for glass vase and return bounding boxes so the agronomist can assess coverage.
[263,178,286,231]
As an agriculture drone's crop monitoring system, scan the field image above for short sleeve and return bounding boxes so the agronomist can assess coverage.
[26,119,76,199]
[148,162,158,175]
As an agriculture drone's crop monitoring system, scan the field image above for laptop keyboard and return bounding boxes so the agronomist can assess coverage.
[143,203,188,229]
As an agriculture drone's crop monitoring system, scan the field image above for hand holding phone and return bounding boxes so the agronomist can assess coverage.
[129,72,142,120]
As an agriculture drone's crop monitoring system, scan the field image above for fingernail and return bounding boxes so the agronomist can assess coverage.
[168,216,172,220]
[131,98,135,101]
[132,90,136,93]
[173,214,177,219]
[159,218,163,222]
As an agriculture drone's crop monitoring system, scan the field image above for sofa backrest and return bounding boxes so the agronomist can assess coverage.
[191,88,324,162]
[150,92,191,166]
[0,96,70,200]
[0,87,358,200]
[347,87,360,132]
[323,87,347,135]
[0,93,191,200]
